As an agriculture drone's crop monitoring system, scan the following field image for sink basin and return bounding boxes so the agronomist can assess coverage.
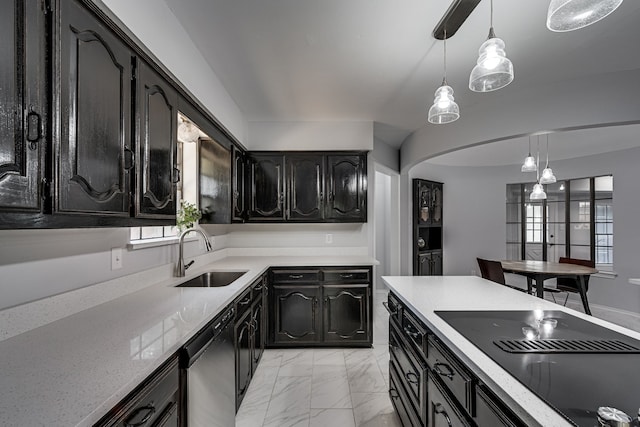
[177,271,247,288]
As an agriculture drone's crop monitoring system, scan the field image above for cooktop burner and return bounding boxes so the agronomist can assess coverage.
[435,310,640,427]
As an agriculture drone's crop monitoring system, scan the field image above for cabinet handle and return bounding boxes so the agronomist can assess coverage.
[382,301,397,315]
[389,388,400,399]
[124,403,156,426]
[288,274,304,279]
[239,298,251,306]
[26,107,42,149]
[403,326,420,339]
[340,273,354,279]
[434,361,455,380]
[124,147,135,171]
[434,403,453,427]
[172,167,180,183]
[405,371,419,385]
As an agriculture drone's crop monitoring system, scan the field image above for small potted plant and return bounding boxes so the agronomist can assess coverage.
[176,201,202,232]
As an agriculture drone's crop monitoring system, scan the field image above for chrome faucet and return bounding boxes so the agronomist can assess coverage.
[176,228,213,277]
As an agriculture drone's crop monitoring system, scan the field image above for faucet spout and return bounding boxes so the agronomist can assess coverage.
[176,228,213,277]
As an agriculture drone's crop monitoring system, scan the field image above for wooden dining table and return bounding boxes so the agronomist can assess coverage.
[501,260,598,315]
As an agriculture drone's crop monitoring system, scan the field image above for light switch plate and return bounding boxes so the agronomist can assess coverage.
[111,248,123,270]
[325,233,333,244]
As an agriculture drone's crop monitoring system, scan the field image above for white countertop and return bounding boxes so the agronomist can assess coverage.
[0,255,376,427]
[381,275,640,427]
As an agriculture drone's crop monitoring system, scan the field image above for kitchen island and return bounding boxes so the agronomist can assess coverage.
[382,275,640,427]
[0,252,376,426]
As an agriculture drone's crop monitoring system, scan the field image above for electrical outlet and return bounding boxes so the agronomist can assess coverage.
[325,233,333,244]
[471,269,477,276]
[111,248,123,270]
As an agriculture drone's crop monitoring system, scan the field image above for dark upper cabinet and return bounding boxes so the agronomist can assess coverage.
[415,179,443,226]
[414,178,444,275]
[199,138,231,224]
[248,154,285,221]
[323,284,369,343]
[286,154,324,221]
[0,0,46,213]
[271,285,322,344]
[231,145,247,222]
[326,154,367,222]
[134,59,178,218]
[56,0,132,216]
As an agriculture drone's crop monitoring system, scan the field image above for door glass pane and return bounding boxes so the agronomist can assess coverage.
[569,201,590,222]
[545,181,566,202]
[547,223,566,244]
[546,244,565,262]
[506,224,521,243]
[506,184,521,203]
[506,243,521,260]
[570,245,590,260]
[506,203,520,222]
[570,178,590,201]
[546,201,565,223]
[570,223,590,245]
[594,175,613,199]
[525,243,543,260]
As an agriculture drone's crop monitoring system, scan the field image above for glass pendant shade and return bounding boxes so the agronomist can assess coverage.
[540,167,557,184]
[521,155,537,172]
[547,0,624,32]
[469,34,514,92]
[428,84,460,124]
[178,120,200,143]
[530,183,547,200]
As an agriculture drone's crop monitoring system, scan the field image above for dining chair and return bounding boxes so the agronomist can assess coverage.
[476,258,526,292]
[556,257,595,306]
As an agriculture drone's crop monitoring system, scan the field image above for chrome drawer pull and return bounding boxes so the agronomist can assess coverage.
[382,301,397,315]
[434,403,453,427]
[124,403,156,426]
[403,326,420,339]
[434,361,455,380]
[289,274,304,279]
[405,371,419,385]
[340,273,354,279]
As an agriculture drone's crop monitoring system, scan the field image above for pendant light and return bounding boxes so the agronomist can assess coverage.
[469,0,514,92]
[521,136,537,172]
[539,134,557,184]
[428,28,460,125]
[547,0,624,32]
[530,137,547,200]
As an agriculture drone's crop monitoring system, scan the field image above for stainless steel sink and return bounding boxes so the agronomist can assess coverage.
[176,271,247,288]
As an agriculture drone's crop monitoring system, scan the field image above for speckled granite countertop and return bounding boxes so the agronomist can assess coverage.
[0,255,377,427]
[382,275,640,427]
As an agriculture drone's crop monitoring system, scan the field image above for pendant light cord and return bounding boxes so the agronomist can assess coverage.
[536,135,540,181]
[545,135,550,167]
[490,0,494,29]
[442,27,448,85]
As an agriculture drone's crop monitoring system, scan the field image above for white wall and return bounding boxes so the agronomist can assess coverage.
[375,172,391,289]
[373,137,399,173]
[99,0,247,144]
[408,146,640,314]
[247,121,373,151]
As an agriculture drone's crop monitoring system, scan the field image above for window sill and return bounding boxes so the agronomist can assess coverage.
[127,236,197,250]
[593,270,617,279]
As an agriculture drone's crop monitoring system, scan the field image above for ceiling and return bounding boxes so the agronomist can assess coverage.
[163,0,640,155]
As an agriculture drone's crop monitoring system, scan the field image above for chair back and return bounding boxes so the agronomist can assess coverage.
[477,258,506,285]
[557,257,595,292]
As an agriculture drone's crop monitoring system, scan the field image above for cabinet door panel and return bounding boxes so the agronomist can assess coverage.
[272,285,321,344]
[249,154,284,220]
[235,309,252,411]
[251,298,264,374]
[232,146,246,222]
[326,154,366,221]
[136,60,178,218]
[58,0,131,214]
[0,0,45,212]
[286,154,324,221]
[323,284,369,343]
[428,373,473,427]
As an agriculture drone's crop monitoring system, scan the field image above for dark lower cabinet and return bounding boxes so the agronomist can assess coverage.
[268,266,372,347]
[286,154,324,221]
[0,0,46,213]
[326,154,367,222]
[134,59,178,218]
[388,292,526,427]
[428,372,473,427]
[417,251,442,276]
[235,275,268,411]
[272,284,322,344]
[94,356,180,427]
[56,0,133,216]
[323,284,369,344]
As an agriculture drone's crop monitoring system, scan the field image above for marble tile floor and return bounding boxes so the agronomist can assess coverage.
[236,291,399,427]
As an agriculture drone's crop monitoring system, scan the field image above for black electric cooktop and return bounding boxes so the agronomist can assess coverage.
[435,310,640,426]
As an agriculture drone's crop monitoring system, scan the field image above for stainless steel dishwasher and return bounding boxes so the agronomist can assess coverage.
[181,306,235,427]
